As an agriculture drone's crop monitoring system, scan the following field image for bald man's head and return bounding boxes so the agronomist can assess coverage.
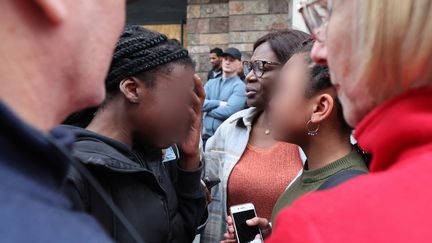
[0,0,126,130]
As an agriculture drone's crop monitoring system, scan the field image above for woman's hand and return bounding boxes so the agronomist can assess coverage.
[246,217,272,238]
[178,74,205,171]
[220,216,237,243]
[220,215,271,243]
[221,216,237,243]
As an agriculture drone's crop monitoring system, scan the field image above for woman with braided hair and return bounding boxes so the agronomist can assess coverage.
[63,25,207,243]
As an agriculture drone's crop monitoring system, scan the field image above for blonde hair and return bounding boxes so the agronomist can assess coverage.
[353,0,432,101]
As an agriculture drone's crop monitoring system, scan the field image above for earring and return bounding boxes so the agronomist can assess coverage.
[306,120,320,136]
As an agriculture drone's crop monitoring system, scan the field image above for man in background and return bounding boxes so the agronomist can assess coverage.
[207,48,223,81]
[202,47,246,147]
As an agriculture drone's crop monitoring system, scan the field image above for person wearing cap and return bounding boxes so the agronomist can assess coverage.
[202,47,247,147]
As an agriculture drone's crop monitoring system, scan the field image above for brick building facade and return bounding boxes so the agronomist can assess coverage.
[187,0,301,82]
[127,0,307,82]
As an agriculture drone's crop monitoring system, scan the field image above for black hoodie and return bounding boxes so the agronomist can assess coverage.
[62,125,207,243]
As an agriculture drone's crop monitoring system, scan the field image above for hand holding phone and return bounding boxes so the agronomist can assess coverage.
[229,203,263,243]
[223,216,272,243]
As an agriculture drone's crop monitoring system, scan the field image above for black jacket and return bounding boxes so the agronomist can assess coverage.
[207,68,222,81]
[63,126,207,243]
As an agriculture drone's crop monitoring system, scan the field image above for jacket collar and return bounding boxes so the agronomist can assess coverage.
[228,107,260,128]
[355,87,432,172]
[64,125,162,172]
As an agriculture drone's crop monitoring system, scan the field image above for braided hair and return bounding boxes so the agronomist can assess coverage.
[63,25,193,127]
[106,25,193,93]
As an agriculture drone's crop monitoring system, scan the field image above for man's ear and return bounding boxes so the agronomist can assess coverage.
[310,93,335,123]
[34,0,67,25]
[119,77,143,104]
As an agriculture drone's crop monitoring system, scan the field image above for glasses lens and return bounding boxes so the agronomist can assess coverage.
[303,0,329,41]
[243,62,253,76]
[253,61,264,77]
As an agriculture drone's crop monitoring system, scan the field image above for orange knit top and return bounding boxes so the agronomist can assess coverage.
[227,142,303,220]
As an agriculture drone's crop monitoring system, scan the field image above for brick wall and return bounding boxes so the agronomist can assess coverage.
[187,0,292,82]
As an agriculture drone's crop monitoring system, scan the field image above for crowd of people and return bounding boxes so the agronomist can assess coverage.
[0,0,431,243]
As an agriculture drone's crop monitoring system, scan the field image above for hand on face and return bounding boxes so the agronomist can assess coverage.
[177,74,206,170]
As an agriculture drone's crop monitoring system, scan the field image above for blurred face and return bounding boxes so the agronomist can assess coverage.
[222,56,242,75]
[269,54,316,144]
[245,42,281,109]
[310,0,371,126]
[131,64,196,148]
[66,0,126,112]
[210,53,222,69]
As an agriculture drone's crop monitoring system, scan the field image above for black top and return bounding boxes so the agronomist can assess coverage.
[63,125,207,243]
[207,68,222,81]
[0,102,111,243]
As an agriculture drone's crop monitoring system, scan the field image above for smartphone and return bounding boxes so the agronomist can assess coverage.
[230,203,263,243]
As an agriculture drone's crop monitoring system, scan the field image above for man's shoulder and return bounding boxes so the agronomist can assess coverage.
[0,166,112,243]
[0,202,112,243]
[230,76,245,84]
[232,76,246,89]
[205,77,220,86]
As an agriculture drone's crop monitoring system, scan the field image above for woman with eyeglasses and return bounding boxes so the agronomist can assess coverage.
[267,0,432,242]
[200,30,310,243]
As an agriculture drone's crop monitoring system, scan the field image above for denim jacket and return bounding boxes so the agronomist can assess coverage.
[201,107,304,242]
[202,75,246,140]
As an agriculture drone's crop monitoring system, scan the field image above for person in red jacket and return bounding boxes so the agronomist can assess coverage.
[267,0,432,242]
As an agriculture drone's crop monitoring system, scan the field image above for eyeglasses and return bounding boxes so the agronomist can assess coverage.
[298,0,332,42]
[243,60,281,78]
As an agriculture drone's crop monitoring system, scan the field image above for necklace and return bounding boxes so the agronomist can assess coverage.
[265,129,271,135]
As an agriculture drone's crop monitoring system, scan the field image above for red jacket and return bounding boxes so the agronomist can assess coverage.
[267,88,432,243]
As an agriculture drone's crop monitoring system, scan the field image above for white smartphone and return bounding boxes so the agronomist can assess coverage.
[230,203,263,243]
